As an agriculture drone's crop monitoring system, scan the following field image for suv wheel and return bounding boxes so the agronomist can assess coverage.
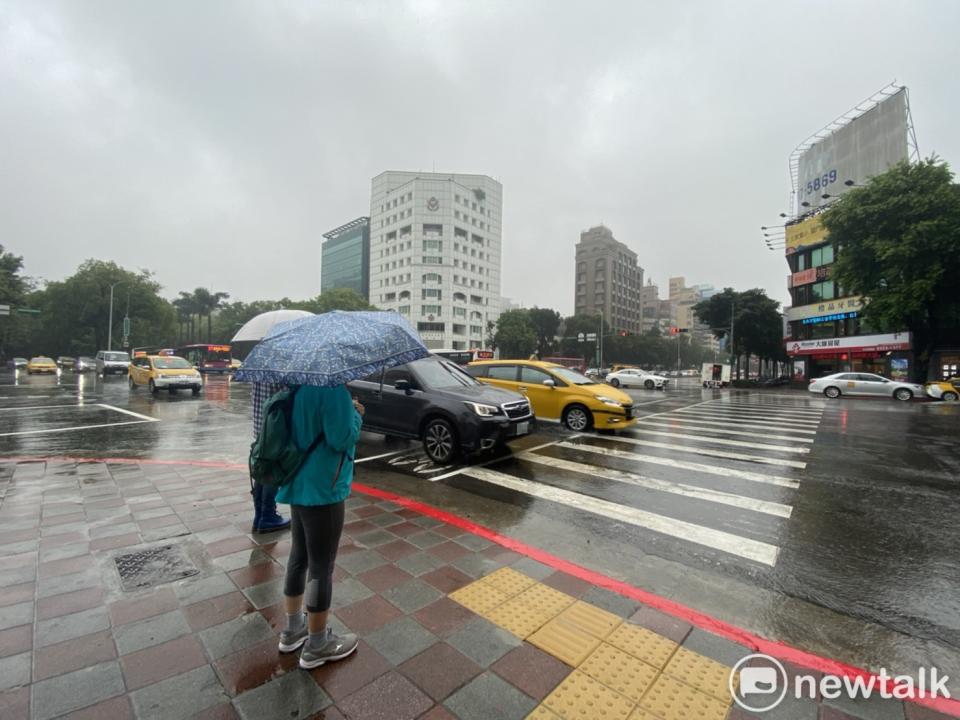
[148,380,159,395]
[563,404,592,432]
[894,388,913,402]
[423,418,458,465]
[824,386,841,399]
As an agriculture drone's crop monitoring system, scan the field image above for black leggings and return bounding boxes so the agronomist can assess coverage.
[283,502,345,613]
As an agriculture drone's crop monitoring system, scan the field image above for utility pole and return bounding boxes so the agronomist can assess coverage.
[729,295,736,378]
[107,283,117,351]
[598,309,604,370]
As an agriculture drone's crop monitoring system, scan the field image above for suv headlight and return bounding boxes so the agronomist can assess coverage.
[464,401,502,417]
[595,396,624,408]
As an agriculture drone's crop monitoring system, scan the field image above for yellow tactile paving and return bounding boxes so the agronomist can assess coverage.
[528,616,604,667]
[449,580,509,616]
[526,705,563,720]
[512,582,577,617]
[626,708,662,719]
[580,643,659,703]
[543,670,636,720]
[606,623,679,669]
[481,566,537,597]
[663,646,738,702]
[487,594,560,638]
[555,601,623,640]
[638,675,730,720]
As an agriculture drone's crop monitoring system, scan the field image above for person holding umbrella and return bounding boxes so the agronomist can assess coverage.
[234,311,429,667]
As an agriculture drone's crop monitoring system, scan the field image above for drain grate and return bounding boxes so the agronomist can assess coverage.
[114,544,199,591]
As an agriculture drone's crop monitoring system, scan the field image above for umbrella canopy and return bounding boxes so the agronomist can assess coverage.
[233,310,430,387]
[231,309,314,343]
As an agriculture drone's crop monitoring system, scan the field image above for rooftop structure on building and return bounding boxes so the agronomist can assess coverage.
[321,217,370,300]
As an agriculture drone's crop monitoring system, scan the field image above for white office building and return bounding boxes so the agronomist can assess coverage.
[369,171,503,350]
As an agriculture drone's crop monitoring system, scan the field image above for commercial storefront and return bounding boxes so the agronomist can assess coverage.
[786,332,913,380]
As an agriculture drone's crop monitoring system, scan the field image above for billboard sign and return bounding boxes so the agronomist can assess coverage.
[785,215,828,255]
[788,265,830,288]
[796,89,909,214]
[786,296,863,322]
[785,331,912,357]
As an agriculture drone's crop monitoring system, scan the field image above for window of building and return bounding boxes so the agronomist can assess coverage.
[421,304,442,315]
[454,292,467,302]
[470,295,483,304]
[398,305,410,315]
[422,273,441,283]
[423,223,443,236]
[423,239,442,252]
[423,256,443,264]
[417,322,445,333]
[453,307,466,318]
[399,290,411,300]
[470,325,482,335]
[811,280,836,301]
[422,288,441,300]
[383,292,396,302]
[452,324,466,335]
[811,245,835,267]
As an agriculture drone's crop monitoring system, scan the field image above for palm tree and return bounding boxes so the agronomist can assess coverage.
[176,292,200,344]
[206,291,230,342]
[190,288,230,343]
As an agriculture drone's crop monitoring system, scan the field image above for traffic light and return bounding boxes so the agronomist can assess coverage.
[670,327,688,335]
[619,330,629,337]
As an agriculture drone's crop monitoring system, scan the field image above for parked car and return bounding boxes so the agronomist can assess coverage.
[468,360,636,432]
[7,357,28,370]
[96,350,131,376]
[74,356,96,372]
[129,355,202,395]
[925,378,959,402]
[26,356,58,374]
[56,356,75,370]
[348,356,532,464]
[808,372,924,401]
[605,368,669,390]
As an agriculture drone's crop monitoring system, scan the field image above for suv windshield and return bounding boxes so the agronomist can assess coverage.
[105,352,129,362]
[414,360,482,389]
[551,367,595,385]
[154,357,192,370]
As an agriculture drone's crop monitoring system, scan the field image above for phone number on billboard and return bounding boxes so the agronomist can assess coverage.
[805,169,838,195]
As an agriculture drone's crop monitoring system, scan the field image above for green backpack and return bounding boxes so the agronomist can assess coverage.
[249,387,325,489]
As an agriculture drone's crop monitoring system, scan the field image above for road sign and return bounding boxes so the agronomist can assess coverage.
[585,333,597,341]
[577,333,585,342]
[0,304,9,316]
[123,316,131,336]
[15,308,40,315]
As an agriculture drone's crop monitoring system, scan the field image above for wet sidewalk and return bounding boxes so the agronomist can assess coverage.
[0,460,952,720]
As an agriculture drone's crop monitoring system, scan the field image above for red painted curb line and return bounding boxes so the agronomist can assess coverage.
[3,455,957,716]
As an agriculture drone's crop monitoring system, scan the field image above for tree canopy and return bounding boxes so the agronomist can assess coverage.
[694,287,784,376]
[821,158,960,379]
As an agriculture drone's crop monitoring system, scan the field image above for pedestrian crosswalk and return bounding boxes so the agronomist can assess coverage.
[448,396,826,569]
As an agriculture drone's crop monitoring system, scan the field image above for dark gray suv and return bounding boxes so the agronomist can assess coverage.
[348,356,534,464]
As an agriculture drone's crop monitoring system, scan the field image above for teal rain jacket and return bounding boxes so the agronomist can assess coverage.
[276,385,362,507]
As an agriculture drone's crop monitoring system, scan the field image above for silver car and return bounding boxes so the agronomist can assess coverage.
[808,372,924,401]
[605,368,669,390]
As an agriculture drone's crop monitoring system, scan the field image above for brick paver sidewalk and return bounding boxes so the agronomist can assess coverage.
[0,460,948,719]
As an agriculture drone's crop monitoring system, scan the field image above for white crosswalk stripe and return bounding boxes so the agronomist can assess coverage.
[459,466,781,566]
[441,396,824,570]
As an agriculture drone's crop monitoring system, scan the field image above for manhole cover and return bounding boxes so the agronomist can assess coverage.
[114,544,199,591]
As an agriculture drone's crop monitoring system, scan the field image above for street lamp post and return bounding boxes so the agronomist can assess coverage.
[107,282,122,351]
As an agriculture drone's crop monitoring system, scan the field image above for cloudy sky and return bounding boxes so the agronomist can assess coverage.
[3,1,958,313]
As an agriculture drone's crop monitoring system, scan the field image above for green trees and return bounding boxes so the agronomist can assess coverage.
[821,158,960,380]
[527,308,562,359]
[0,246,32,360]
[492,309,538,359]
[694,288,784,378]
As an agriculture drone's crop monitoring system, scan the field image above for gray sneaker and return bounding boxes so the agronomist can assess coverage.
[299,630,359,669]
[278,624,308,653]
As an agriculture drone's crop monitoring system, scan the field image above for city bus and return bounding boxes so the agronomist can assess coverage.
[433,348,495,366]
[176,344,233,374]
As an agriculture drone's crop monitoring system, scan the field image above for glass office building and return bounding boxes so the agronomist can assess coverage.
[321,217,370,300]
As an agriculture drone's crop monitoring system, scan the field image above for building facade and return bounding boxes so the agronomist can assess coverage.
[574,225,643,335]
[783,214,913,380]
[369,172,502,351]
[321,217,370,300]
[639,280,662,333]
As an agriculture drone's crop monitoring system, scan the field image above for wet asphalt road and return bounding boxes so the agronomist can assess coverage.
[2,369,959,685]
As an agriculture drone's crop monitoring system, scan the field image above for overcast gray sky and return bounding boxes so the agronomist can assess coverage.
[3,1,958,313]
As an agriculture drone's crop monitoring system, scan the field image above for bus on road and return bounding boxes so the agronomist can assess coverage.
[176,344,232,374]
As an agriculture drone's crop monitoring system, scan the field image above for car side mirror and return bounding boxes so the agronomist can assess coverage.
[542,379,556,388]
[394,379,413,394]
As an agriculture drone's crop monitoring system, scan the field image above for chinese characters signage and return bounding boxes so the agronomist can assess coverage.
[785,296,862,322]
[785,332,912,357]
[785,215,828,255]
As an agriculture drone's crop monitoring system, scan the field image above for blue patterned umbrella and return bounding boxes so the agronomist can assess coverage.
[233,310,429,387]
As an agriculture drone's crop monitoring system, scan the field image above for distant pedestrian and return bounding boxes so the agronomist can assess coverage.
[276,384,363,668]
[250,380,291,533]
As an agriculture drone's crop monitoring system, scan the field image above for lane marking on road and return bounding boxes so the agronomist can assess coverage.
[626,398,674,407]
[631,419,815,442]
[355,449,410,464]
[518,451,793,517]
[459,466,780,566]
[638,415,817,440]
[0,420,154,437]
[672,408,822,425]
[602,434,807,468]
[427,435,582,483]
[620,428,810,454]
[0,404,96,411]
[555,441,801,489]
[661,411,820,430]
[97,404,160,422]
[700,403,825,417]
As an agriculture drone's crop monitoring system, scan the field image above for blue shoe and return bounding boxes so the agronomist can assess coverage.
[254,484,290,533]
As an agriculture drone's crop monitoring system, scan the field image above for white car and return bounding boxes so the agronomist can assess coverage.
[605,368,669,390]
[808,372,924,401]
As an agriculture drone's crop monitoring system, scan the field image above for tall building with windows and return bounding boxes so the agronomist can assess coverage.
[574,225,643,334]
[321,217,370,300]
[668,277,719,350]
[369,172,502,350]
[639,279,665,333]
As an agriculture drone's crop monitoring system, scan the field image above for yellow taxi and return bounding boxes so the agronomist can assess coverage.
[925,378,959,402]
[129,355,203,395]
[26,356,58,374]
[467,359,636,432]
